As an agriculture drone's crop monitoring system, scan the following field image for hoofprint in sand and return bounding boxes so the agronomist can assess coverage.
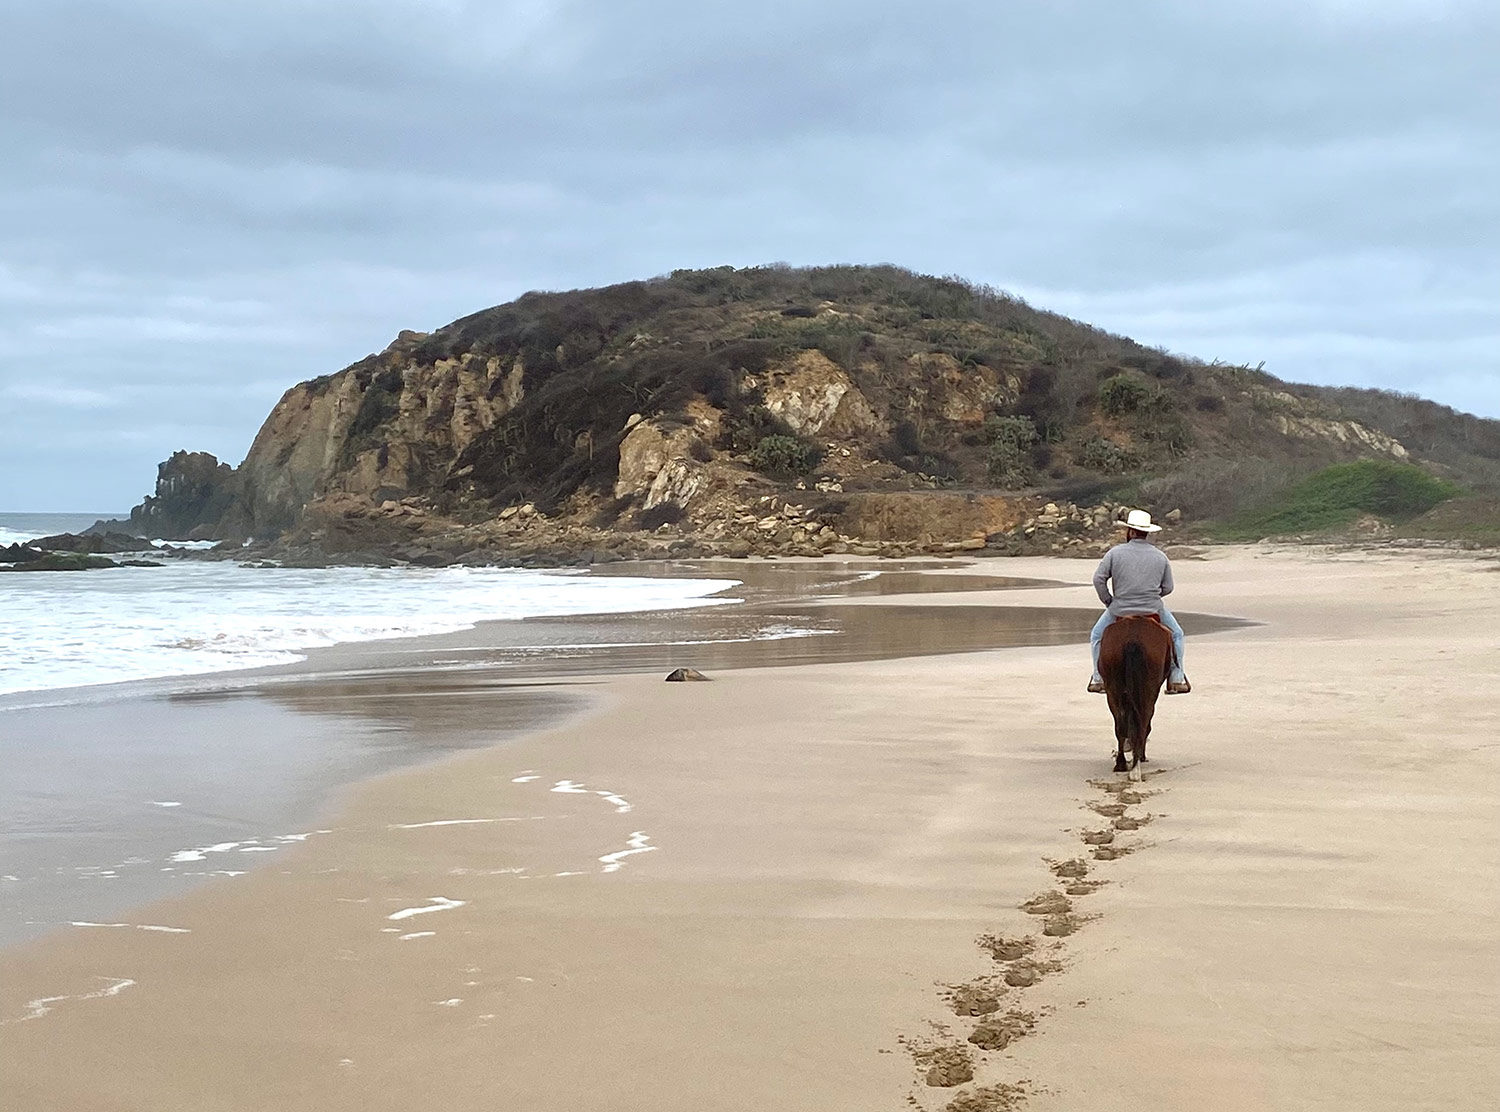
[1,547,1497,1112]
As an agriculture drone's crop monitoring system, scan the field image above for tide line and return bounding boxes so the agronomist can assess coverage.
[387,896,466,921]
[599,832,656,874]
[7,977,135,1024]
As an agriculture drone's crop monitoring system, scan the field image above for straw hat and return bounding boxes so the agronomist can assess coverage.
[1120,508,1162,533]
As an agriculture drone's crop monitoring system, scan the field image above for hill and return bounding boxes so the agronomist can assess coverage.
[119,265,1500,561]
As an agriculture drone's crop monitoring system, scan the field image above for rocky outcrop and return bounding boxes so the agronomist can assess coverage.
[35,532,145,554]
[235,331,529,534]
[613,400,723,510]
[832,492,1027,545]
[750,351,883,440]
[1273,414,1409,458]
[909,352,1021,425]
[128,451,236,539]
[109,266,1491,554]
[1254,389,1409,459]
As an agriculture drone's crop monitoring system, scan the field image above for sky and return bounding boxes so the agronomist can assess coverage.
[1,1,1495,511]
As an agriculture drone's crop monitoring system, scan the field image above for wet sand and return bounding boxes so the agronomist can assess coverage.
[8,563,1233,948]
[1,548,1496,1111]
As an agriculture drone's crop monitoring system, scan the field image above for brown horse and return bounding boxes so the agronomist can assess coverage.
[1098,614,1174,780]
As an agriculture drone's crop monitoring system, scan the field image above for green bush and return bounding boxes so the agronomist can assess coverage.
[1138,413,1195,455]
[1098,374,1152,416]
[1076,435,1136,473]
[1214,460,1460,539]
[984,415,1039,488]
[748,434,821,478]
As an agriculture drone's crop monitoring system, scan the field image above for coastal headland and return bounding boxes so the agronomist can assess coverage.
[2,546,1495,1110]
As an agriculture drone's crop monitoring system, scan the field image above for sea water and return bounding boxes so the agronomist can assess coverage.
[0,512,740,697]
[0,510,744,945]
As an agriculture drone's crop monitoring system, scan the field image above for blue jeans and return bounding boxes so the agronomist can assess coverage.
[1091,606,1186,683]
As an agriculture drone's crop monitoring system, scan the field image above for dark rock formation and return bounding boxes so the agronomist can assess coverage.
[34,532,145,554]
[0,552,117,572]
[0,543,45,564]
[128,451,237,539]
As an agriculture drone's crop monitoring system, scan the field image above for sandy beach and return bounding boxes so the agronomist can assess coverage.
[2,547,1496,1111]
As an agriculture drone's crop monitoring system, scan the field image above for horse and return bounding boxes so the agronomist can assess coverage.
[1098,614,1174,781]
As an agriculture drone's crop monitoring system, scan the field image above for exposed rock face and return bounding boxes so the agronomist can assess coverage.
[751,351,882,439]
[128,451,235,539]
[614,400,722,510]
[1254,389,1409,459]
[909,351,1021,425]
[833,492,1025,544]
[108,266,1493,553]
[236,333,528,533]
[1273,414,1409,458]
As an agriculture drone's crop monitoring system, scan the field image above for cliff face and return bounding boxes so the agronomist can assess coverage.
[126,265,1499,547]
[235,330,527,533]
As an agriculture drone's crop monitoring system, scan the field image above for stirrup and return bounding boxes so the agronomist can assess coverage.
[1087,677,1106,694]
[1166,677,1192,695]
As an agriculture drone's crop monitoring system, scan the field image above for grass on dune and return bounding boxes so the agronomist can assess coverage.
[1211,459,1461,541]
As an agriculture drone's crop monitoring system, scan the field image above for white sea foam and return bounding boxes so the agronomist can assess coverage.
[399,931,436,941]
[70,921,190,933]
[8,977,135,1024]
[0,562,740,697]
[548,779,633,813]
[149,539,218,550]
[387,896,466,921]
[169,840,244,863]
[599,831,656,873]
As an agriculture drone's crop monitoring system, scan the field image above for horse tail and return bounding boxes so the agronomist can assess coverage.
[1121,639,1149,755]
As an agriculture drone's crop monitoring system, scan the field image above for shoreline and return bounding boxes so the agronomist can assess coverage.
[4,558,1221,950]
[5,546,1493,1110]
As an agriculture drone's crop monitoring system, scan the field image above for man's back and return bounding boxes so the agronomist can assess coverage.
[1093,537,1173,616]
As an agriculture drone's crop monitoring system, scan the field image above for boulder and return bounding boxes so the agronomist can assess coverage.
[0,543,45,564]
[0,552,116,572]
[665,668,710,682]
[34,531,144,554]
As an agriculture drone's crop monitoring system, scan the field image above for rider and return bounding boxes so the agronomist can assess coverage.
[1087,509,1191,695]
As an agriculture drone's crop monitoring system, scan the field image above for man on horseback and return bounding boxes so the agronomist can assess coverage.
[1087,509,1191,695]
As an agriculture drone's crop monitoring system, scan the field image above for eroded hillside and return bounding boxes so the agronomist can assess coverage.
[122,265,1500,559]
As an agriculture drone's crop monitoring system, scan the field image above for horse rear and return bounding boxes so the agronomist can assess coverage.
[1098,615,1174,780]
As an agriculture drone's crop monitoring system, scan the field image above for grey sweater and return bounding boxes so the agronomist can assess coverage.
[1093,538,1174,616]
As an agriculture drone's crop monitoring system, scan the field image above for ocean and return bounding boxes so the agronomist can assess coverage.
[0,509,749,945]
[0,512,740,698]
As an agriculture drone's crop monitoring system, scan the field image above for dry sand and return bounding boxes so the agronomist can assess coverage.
[2,547,1497,1111]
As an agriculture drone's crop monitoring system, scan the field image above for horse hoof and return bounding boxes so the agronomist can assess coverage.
[1113,759,1128,774]
[1127,765,1143,783]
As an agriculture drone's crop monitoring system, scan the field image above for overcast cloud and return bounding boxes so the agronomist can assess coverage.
[2,0,1495,510]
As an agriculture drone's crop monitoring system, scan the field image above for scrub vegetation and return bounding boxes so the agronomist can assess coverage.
[1212,460,1461,539]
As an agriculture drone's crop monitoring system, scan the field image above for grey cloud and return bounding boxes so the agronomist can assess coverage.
[1,0,1495,508]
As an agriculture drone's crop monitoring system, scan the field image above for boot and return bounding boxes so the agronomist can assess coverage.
[1166,675,1192,695]
[1087,675,1106,694]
